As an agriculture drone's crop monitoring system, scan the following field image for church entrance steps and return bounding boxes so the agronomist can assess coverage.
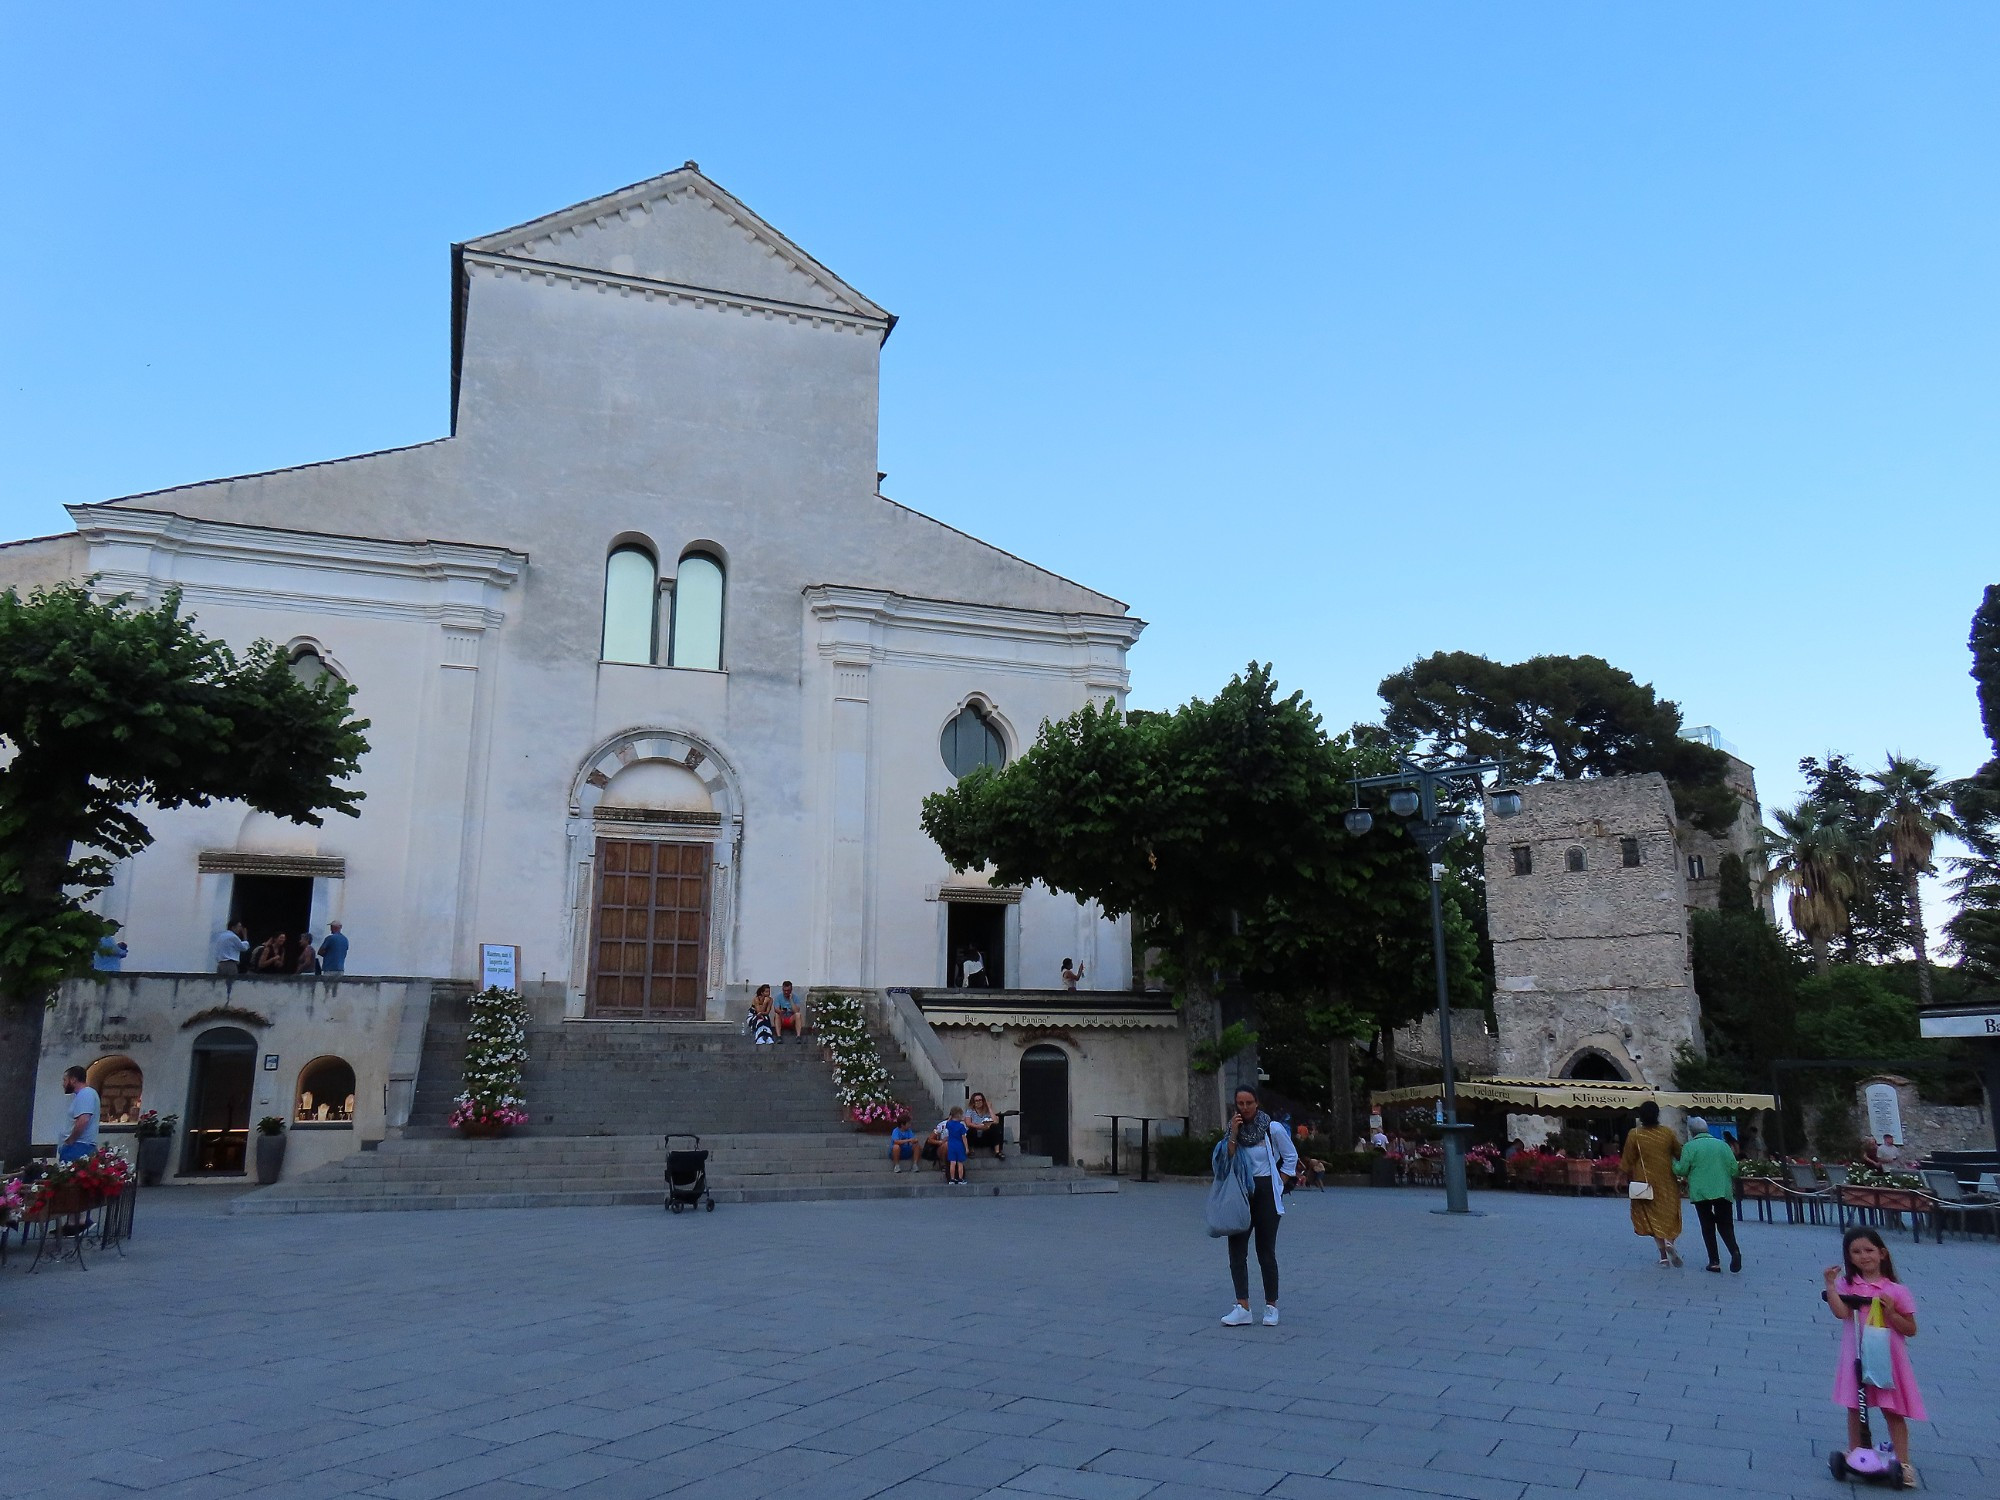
[229,1131,1113,1214]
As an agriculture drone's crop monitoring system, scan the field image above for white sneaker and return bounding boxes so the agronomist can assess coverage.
[1220,1305,1253,1326]
[1263,1305,1280,1326]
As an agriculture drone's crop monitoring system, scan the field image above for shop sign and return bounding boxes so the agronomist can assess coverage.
[81,1032,152,1045]
[1918,1011,2000,1039]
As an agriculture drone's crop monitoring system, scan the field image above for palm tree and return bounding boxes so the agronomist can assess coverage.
[1758,801,1858,976]
[1869,755,1962,1005]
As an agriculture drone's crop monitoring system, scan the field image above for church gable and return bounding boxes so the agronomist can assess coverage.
[466,166,887,321]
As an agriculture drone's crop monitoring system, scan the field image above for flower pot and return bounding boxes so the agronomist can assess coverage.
[254,1133,287,1185]
[137,1135,172,1186]
[854,1120,894,1135]
[457,1122,511,1140]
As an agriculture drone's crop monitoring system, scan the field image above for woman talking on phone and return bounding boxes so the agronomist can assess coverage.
[1217,1085,1298,1327]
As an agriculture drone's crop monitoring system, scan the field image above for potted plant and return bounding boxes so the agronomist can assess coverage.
[133,1111,178,1186]
[254,1116,287,1184]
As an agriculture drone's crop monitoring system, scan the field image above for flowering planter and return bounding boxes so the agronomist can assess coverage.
[854,1121,895,1135]
[1739,1177,1783,1200]
[457,1123,513,1140]
[29,1185,106,1220]
[1592,1167,1621,1193]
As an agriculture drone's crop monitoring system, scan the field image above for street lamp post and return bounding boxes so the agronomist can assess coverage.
[1345,758,1519,1215]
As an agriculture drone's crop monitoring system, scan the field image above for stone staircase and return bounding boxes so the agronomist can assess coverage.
[234,996,1111,1213]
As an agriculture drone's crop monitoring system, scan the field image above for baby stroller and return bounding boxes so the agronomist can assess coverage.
[664,1133,715,1213]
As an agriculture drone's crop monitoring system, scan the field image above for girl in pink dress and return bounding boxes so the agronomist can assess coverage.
[1821,1226,1926,1490]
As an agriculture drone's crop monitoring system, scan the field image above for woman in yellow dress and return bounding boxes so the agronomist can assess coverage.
[1621,1099,1684,1267]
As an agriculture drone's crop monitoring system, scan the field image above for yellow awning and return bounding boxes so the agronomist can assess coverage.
[1371,1079,1776,1112]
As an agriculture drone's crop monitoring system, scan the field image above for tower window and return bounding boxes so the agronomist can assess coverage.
[1565,847,1587,873]
[1511,845,1532,877]
[1687,854,1707,880]
[1620,837,1641,868]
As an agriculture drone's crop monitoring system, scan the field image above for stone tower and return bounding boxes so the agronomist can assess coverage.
[1485,774,1702,1092]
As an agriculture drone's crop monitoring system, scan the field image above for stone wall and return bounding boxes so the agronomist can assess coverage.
[1847,1074,1992,1159]
[1486,774,1701,1091]
[1679,750,1774,918]
[1391,1008,1496,1076]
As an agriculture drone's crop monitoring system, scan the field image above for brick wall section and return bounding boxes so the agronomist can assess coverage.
[1678,752,1774,917]
[1486,773,1702,1091]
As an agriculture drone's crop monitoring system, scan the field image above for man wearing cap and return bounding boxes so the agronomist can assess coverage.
[1674,1117,1742,1273]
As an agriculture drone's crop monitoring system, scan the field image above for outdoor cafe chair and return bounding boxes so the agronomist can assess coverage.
[1785,1163,1833,1225]
[1919,1169,1999,1244]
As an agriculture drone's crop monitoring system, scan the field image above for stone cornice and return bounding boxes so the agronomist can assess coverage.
[464,249,890,335]
[67,506,526,630]
[805,586,1146,652]
[465,167,890,323]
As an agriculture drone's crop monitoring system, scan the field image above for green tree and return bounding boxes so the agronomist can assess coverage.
[1758,799,1859,977]
[1947,585,2000,988]
[1797,754,1902,961]
[922,664,1465,1131]
[1686,855,1803,1091]
[1867,755,1960,1005]
[0,583,369,1166]
[1793,967,1920,1060]
[1377,651,1739,833]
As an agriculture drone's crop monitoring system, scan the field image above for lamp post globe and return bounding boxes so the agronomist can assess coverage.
[1388,789,1420,818]
[1491,788,1523,819]
[1343,808,1373,836]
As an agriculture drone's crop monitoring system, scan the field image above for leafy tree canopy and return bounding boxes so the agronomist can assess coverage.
[1376,651,1738,833]
[1948,585,2000,987]
[922,663,1479,1127]
[1793,967,1920,1061]
[1,583,370,1164]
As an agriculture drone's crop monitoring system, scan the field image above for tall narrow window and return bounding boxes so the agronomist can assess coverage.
[1564,847,1587,873]
[602,546,659,664]
[1687,854,1707,880]
[668,552,724,670]
[1511,845,1532,877]
[1620,837,1642,868]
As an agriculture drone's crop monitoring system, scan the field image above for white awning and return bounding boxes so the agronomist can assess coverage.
[1371,1078,1776,1112]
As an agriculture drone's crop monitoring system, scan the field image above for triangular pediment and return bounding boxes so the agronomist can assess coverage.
[466,165,888,320]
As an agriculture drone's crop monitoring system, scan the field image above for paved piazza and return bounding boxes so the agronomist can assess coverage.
[4,1185,1995,1500]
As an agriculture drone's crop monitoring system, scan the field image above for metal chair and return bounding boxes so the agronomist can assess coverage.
[1920,1169,1999,1243]
[1785,1163,1832,1225]
[1824,1164,1850,1187]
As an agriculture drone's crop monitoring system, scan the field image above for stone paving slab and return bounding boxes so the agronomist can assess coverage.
[2,1185,1994,1498]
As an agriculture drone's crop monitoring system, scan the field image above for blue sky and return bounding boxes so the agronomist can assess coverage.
[4,5,1995,860]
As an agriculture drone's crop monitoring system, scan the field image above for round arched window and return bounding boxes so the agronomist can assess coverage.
[940,702,1005,779]
[87,1054,143,1125]
[295,1056,358,1123]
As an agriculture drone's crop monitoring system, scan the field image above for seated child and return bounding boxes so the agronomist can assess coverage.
[887,1123,916,1173]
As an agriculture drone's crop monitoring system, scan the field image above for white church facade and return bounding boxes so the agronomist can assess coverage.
[5,168,1149,1166]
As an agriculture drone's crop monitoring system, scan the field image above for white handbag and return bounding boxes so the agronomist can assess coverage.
[1627,1181,1654,1200]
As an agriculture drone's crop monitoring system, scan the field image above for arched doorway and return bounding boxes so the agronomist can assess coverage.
[1562,1050,1630,1082]
[1019,1045,1069,1166]
[184,1027,257,1175]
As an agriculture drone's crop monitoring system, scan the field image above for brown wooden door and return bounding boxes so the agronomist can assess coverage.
[588,838,711,1018]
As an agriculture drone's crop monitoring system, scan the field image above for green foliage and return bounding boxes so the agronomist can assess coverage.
[922,664,1485,1125]
[1155,1129,1225,1175]
[1947,587,2000,988]
[1376,651,1739,834]
[0,582,369,998]
[1688,905,1802,1086]
[1190,1021,1258,1075]
[1717,852,1754,914]
[1792,967,1919,1060]
[1796,754,1903,961]
[454,986,530,1122]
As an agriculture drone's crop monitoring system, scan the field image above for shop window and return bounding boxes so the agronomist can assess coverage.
[1510,845,1532,877]
[295,1055,357,1124]
[87,1054,144,1125]
[1620,837,1642,868]
[1565,847,1587,873]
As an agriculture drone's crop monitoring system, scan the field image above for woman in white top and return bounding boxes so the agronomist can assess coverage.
[1219,1085,1298,1328]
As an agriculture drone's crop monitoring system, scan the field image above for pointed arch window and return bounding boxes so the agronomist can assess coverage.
[602,545,659,664]
[668,551,725,670]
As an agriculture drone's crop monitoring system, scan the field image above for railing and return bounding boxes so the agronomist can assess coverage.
[877,988,966,1122]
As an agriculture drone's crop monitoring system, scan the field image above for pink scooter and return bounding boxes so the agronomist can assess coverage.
[1827,1293,1905,1487]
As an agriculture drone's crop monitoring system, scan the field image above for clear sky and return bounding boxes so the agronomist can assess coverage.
[4,5,1995,857]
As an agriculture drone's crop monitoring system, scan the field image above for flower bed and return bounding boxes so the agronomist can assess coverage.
[811,992,908,1129]
[451,987,530,1136]
[22,1148,133,1217]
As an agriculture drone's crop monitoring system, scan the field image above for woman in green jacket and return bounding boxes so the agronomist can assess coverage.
[1674,1116,1742,1273]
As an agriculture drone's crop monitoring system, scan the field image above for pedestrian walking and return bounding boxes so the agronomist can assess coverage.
[1674,1115,1742,1273]
[59,1065,100,1164]
[1215,1085,1298,1327]
[1620,1099,1684,1267]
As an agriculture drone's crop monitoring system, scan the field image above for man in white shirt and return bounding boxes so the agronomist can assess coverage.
[1876,1135,1903,1167]
[211,922,250,975]
[60,1065,100,1164]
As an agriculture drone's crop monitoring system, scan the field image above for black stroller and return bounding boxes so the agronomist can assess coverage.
[664,1133,714,1213]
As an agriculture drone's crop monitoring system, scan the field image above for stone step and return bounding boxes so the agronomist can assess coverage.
[234,1177,1117,1214]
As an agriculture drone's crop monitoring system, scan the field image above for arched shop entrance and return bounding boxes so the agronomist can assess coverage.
[183,1026,257,1175]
